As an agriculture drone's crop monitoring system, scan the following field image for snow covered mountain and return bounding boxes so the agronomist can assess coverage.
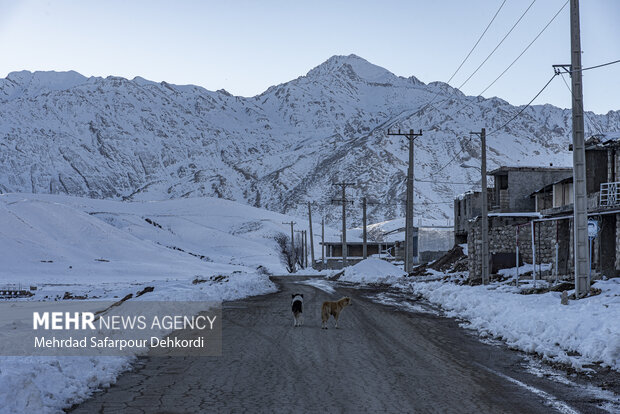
[1,54,619,225]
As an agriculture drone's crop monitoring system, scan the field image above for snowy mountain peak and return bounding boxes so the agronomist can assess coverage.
[0,57,618,226]
[307,54,402,85]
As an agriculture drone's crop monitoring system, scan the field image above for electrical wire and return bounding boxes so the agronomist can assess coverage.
[422,0,509,110]
[478,0,568,97]
[486,73,557,136]
[417,74,556,180]
[443,0,569,120]
[580,59,620,72]
[406,0,507,118]
[559,73,602,136]
[418,135,475,180]
[456,0,537,91]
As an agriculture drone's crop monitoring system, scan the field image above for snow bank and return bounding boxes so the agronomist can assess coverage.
[0,271,277,414]
[403,278,620,371]
[340,258,406,284]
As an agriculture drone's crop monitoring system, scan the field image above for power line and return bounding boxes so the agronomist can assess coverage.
[419,71,556,177]
[419,134,475,180]
[478,0,568,97]
[456,0,537,91]
[487,73,557,137]
[424,0,508,110]
[447,0,509,86]
[581,59,620,72]
[406,0,509,119]
[444,0,568,119]
[559,73,602,136]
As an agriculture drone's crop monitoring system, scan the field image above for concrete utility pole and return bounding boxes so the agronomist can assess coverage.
[362,197,368,259]
[569,0,589,298]
[307,202,315,267]
[470,129,489,284]
[332,182,355,268]
[554,1,589,297]
[321,217,325,264]
[387,129,423,273]
[282,221,296,272]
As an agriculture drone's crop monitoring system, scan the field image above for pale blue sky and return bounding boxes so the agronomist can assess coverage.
[1,0,618,113]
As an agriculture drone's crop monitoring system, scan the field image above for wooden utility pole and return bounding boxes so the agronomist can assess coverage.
[387,129,423,273]
[307,202,315,267]
[362,197,368,259]
[332,182,355,268]
[470,129,489,284]
[282,221,296,272]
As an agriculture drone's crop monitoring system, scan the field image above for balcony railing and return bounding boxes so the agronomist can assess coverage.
[600,182,620,207]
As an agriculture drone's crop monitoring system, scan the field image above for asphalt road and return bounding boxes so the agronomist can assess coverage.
[71,276,613,413]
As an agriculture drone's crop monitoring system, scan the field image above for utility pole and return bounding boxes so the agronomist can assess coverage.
[387,128,423,273]
[569,0,589,298]
[362,197,368,259]
[294,229,304,268]
[321,217,325,264]
[307,202,315,267]
[304,230,309,268]
[553,1,589,297]
[282,221,296,272]
[332,182,355,268]
[470,129,489,285]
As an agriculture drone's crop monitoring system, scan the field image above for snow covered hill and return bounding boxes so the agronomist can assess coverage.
[0,194,337,285]
[2,55,619,225]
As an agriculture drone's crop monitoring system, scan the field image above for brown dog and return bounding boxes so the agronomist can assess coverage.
[321,296,352,329]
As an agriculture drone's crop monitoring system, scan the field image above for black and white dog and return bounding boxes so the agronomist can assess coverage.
[291,293,304,327]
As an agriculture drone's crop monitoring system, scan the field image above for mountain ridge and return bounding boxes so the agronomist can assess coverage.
[1,55,619,226]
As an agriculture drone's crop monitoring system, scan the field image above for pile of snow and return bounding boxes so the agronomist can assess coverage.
[340,258,406,284]
[403,278,620,371]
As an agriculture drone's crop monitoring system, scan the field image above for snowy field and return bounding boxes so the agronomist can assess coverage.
[0,193,338,413]
[339,258,620,373]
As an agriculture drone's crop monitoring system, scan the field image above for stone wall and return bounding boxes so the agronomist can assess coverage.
[468,216,557,281]
[468,213,620,280]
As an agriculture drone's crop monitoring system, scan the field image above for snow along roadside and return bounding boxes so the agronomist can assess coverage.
[399,278,620,372]
[0,272,277,414]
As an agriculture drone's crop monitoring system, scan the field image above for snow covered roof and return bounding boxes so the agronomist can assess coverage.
[583,132,620,149]
[488,212,542,218]
[488,166,571,175]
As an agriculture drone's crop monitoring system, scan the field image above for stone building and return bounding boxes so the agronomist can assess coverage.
[466,134,620,281]
[489,166,572,212]
[453,190,493,245]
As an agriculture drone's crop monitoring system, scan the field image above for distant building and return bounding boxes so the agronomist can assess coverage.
[319,229,414,270]
[489,166,572,212]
